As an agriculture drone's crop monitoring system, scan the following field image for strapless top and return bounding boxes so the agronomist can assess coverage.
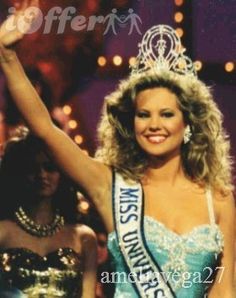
[107,216,224,298]
[0,247,83,298]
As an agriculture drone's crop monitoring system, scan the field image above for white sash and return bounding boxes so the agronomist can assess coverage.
[113,171,176,298]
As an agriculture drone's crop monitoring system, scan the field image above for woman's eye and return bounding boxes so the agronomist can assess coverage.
[162,112,174,118]
[136,111,149,118]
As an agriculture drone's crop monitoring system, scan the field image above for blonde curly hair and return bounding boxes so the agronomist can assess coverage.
[95,70,233,193]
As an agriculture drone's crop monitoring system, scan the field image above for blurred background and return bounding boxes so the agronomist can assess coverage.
[0,1,235,296]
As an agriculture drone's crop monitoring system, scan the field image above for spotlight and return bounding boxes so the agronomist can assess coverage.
[113,55,122,66]
[78,199,90,214]
[194,60,203,71]
[175,0,184,6]
[74,135,84,144]
[174,12,184,23]
[68,120,78,129]
[225,62,234,72]
[63,105,72,115]
[97,56,107,67]
[129,56,136,66]
[175,28,184,38]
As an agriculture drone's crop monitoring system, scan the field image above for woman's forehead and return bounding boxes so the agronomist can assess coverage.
[135,87,179,109]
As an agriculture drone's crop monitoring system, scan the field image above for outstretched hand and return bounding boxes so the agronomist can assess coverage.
[0,0,39,50]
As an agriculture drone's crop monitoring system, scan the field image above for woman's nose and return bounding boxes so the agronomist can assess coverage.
[37,167,48,177]
[148,116,161,130]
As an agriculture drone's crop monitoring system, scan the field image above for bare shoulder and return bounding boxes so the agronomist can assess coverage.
[73,224,97,243]
[213,190,235,222]
[213,190,235,207]
[0,220,14,244]
[79,225,97,255]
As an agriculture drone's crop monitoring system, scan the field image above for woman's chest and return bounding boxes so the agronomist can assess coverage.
[143,186,213,235]
[1,223,81,258]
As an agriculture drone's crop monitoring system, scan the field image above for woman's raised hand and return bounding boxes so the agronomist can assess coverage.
[0,0,39,49]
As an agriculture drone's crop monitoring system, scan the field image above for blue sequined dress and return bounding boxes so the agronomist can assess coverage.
[107,188,223,298]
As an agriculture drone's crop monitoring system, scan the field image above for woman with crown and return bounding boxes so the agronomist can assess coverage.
[0,1,235,297]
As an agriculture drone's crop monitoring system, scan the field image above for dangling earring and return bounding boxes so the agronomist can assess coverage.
[183,125,192,144]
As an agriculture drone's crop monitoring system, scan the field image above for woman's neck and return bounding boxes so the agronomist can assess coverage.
[144,153,186,187]
[24,198,55,225]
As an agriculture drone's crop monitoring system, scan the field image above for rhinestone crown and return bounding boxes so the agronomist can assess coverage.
[131,25,196,76]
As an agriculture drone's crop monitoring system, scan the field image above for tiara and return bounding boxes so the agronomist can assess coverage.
[131,25,197,76]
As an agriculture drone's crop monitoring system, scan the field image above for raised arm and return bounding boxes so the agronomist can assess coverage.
[0,0,113,229]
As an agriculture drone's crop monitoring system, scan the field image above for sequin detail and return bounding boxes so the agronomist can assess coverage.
[0,247,83,298]
[145,216,223,252]
[108,216,224,296]
[145,216,223,290]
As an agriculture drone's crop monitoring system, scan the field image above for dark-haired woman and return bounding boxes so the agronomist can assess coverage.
[0,131,97,298]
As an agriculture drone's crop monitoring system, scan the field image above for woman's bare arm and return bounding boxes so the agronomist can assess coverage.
[0,0,113,226]
[81,227,97,298]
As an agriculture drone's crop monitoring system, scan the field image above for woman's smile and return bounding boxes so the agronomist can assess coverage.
[144,134,168,144]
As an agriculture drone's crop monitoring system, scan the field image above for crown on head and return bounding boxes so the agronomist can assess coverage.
[131,25,196,76]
